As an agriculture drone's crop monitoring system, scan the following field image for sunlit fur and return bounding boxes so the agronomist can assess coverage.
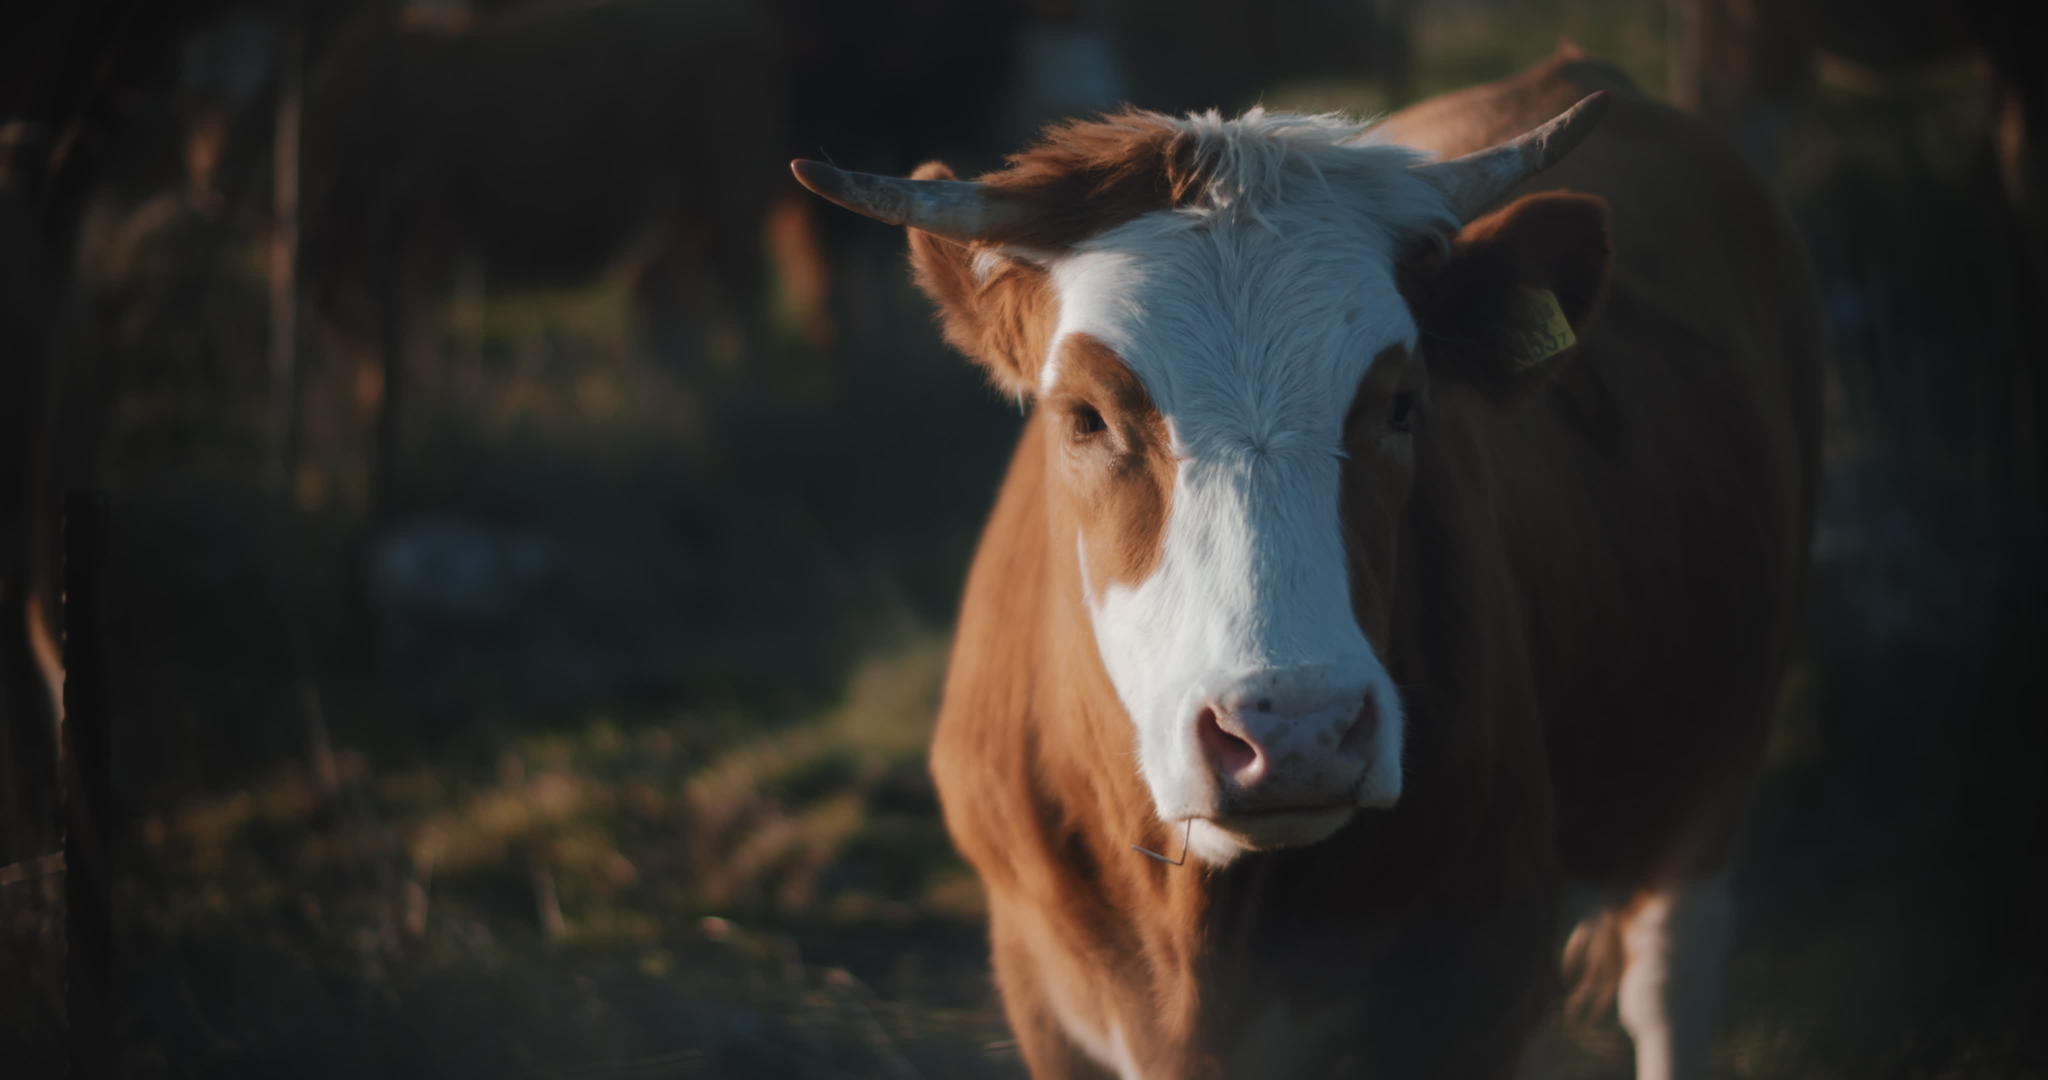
[1616,876,1735,1080]
[1039,109,1458,863]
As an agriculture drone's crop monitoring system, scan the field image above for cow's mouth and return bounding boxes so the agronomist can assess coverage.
[1201,805,1357,851]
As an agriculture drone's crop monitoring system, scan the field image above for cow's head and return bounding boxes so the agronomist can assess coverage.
[793,95,1609,864]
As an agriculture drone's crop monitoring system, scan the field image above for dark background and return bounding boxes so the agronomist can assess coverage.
[3,0,2043,1075]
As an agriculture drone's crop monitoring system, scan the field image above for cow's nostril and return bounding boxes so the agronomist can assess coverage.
[1198,707,1261,779]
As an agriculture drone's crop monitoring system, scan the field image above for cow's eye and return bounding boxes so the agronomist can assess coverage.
[1071,404,1107,441]
[1387,391,1416,433]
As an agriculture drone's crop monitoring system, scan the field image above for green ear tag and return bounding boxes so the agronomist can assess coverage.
[1503,286,1576,370]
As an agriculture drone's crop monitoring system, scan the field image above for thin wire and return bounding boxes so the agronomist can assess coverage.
[1131,819,1193,866]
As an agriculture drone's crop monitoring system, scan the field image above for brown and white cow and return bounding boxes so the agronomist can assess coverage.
[793,51,1819,1079]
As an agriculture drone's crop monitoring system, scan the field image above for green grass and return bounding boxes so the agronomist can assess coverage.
[122,631,1011,1078]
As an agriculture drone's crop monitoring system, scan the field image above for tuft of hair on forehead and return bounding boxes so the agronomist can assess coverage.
[977,106,1456,252]
[978,109,1205,251]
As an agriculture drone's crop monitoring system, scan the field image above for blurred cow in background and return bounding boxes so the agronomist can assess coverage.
[305,0,795,366]
[105,0,1421,420]
[1673,0,2043,256]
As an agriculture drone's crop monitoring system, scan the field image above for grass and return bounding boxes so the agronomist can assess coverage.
[120,629,1014,1078]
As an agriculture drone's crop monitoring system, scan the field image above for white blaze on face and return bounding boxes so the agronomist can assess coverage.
[1041,113,1458,861]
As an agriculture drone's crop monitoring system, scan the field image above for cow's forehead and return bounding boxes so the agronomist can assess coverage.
[1045,205,1420,455]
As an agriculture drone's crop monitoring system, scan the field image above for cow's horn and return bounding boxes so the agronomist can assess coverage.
[1414,92,1610,222]
[789,160,1028,245]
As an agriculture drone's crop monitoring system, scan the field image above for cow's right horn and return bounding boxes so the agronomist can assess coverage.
[1413,91,1610,222]
[789,160,1029,246]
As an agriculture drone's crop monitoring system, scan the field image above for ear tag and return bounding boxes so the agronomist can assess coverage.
[1503,286,1576,370]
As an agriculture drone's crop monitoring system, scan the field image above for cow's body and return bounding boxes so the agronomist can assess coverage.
[1369,62,1820,894]
[800,50,1819,1079]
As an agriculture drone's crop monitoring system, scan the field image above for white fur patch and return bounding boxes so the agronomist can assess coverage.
[971,247,1006,284]
[1041,110,1457,860]
[1041,946,1146,1078]
[1618,877,1735,1080]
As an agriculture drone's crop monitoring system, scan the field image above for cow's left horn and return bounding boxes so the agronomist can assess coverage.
[1413,91,1610,222]
[789,160,1029,245]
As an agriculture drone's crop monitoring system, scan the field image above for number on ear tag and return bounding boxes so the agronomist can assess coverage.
[1503,286,1576,370]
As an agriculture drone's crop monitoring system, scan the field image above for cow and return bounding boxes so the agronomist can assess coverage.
[791,50,1820,1079]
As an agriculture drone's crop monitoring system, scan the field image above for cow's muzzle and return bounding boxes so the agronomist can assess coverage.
[1193,672,1391,817]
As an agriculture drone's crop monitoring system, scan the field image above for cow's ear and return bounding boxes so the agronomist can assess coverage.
[1407,192,1611,404]
[905,161,1054,399]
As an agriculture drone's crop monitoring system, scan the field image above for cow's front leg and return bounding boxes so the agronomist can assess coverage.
[989,916,1127,1080]
[1617,875,1734,1080]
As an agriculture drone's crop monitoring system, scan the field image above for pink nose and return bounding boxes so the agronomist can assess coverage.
[1196,683,1378,808]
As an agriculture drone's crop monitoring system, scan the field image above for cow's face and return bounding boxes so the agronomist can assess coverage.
[1035,157,1441,863]
[792,99,1607,864]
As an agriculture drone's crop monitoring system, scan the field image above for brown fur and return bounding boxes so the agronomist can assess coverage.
[1560,903,1629,1035]
[981,109,1208,251]
[1042,334,1177,594]
[914,51,1821,1077]
[1403,192,1614,404]
[905,167,1060,397]
[906,111,1217,395]
[1339,344,1422,650]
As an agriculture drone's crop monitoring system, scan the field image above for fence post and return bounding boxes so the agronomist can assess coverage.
[63,491,110,1079]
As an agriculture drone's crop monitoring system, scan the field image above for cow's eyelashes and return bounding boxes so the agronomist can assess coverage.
[1070,403,1108,441]
[1387,391,1417,433]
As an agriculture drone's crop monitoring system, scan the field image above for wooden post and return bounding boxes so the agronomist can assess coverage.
[269,20,304,502]
[63,491,111,1080]
[373,1,405,525]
